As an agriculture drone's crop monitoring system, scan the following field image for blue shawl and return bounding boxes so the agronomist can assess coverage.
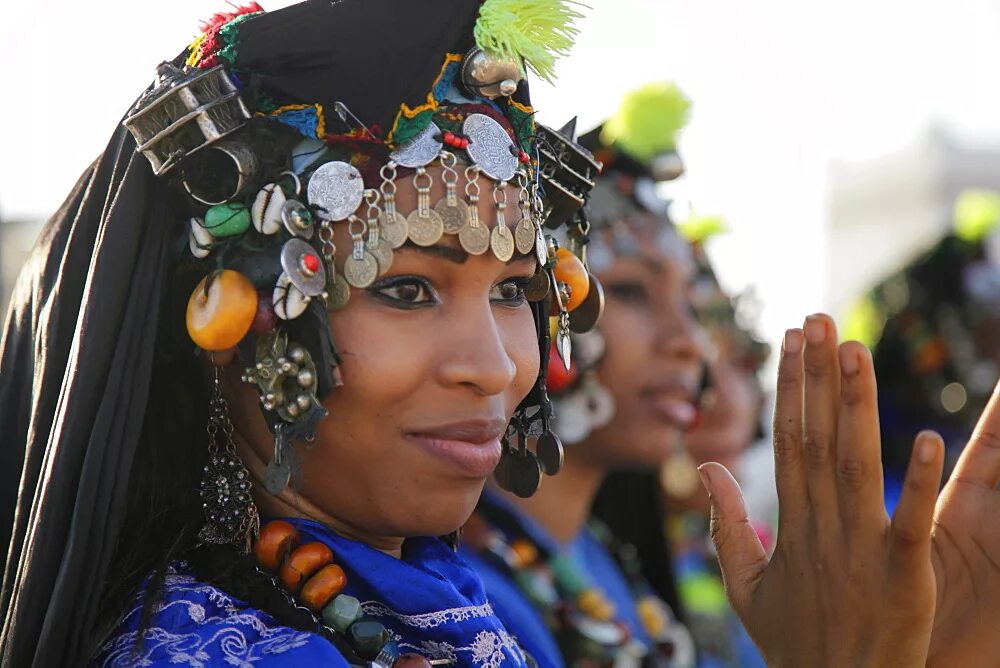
[96,518,530,667]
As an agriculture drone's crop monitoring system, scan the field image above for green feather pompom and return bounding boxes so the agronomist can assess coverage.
[954,188,1000,242]
[474,0,586,83]
[601,82,691,164]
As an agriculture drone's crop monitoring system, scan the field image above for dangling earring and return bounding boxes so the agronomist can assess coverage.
[199,365,259,552]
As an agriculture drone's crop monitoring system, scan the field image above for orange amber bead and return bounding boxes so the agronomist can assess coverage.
[185,269,258,351]
[510,538,539,567]
[254,520,301,572]
[280,542,334,593]
[300,563,348,611]
[552,248,590,312]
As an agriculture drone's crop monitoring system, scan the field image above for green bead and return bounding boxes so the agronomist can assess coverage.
[348,619,390,661]
[549,554,587,596]
[322,594,362,633]
[204,202,251,238]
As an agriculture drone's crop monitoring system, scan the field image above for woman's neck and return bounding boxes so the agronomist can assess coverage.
[508,446,607,545]
[232,429,406,558]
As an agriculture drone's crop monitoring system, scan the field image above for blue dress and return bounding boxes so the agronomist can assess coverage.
[96,518,530,667]
[461,489,697,668]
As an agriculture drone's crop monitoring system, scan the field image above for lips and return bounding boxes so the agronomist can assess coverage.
[405,418,506,477]
[641,378,700,429]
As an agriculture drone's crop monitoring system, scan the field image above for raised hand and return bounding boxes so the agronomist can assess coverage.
[927,387,1000,666]
[698,314,943,667]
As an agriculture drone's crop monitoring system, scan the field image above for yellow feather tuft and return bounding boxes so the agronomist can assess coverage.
[601,82,691,164]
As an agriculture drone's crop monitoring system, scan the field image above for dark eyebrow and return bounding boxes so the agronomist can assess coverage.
[399,241,537,266]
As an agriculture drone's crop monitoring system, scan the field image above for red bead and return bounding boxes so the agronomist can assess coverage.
[546,343,578,393]
[443,131,455,144]
[250,293,278,334]
[460,138,470,149]
[519,151,531,164]
[302,253,320,273]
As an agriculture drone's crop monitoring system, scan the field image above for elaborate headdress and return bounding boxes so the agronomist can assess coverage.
[0,1,599,663]
[545,83,694,444]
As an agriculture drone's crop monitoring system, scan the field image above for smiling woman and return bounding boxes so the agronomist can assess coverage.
[0,1,595,666]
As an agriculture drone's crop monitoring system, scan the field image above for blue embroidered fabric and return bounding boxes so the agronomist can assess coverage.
[96,518,530,667]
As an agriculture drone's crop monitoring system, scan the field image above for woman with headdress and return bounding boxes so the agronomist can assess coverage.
[460,83,1000,667]
[0,1,598,664]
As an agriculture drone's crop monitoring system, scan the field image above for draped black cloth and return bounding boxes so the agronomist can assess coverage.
[0,121,179,665]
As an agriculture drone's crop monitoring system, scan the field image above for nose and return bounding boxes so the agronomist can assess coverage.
[436,299,518,397]
[653,297,703,366]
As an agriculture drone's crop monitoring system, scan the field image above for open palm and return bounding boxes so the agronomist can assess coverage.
[928,391,1000,667]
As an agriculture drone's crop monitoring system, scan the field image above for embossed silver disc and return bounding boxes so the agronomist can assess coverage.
[536,431,564,476]
[264,457,291,495]
[307,161,364,221]
[509,451,542,498]
[459,223,491,255]
[524,270,550,302]
[569,273,604,333]
[380,210,409,249]
[344,251,379,288]
[390,122,444,168]
[407,209,445,247]
[280,238,327,297]
[434,197,470,235]
[463,114,518,182]
[515,217,535,255]
[369,237,394,274]
[327,272,351,310]
[281,199,314,239]
[491,223,515,262]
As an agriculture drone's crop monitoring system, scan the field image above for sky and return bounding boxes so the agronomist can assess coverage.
[4,0,1000,357]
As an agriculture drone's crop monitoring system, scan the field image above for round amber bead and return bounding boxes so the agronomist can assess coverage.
[254,520,301,573]
[279,542,334,593]
[509,539,539,567]
[552,248,590,312]
[185,269,258,351]
[300,563,348,611]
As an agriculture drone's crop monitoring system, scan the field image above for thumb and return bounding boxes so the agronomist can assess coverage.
[700,462,769,614]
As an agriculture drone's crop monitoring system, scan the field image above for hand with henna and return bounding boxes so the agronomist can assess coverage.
[698,314,943,667]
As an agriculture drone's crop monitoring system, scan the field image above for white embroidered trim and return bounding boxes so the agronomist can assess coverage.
[400,630,523,668]
[361,600,496,629]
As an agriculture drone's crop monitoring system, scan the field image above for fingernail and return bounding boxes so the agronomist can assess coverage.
[840,348,859,375]
[805,315,826,344]
[916,432,937,464]
[697,464,714,495]
[783,328,803,355]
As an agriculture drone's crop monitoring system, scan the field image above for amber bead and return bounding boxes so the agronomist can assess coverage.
[254,520,301,572]
[394,653,433,668]
[552,248,590,312]
[279,542,334,593]
[300,563,348,611]
[185,269,258,351]
[509,538,539,567]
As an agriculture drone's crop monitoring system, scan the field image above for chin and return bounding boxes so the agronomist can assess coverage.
[401,478,486,537]
[607,425,683,470]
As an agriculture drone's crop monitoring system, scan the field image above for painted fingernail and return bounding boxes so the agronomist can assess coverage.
[840,347,859,375]
[805,315,826,344]
[783,328,803,355]
[697,464,714,495]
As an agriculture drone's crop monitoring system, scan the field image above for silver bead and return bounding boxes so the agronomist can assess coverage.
[297,368,315,388]
[288,345,307,364]
[499,79,519,97]
[296,394,311,411]
[286,402,301,417]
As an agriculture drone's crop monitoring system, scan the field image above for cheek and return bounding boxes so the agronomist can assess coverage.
[500,305,541,404]
[594,302,653,398]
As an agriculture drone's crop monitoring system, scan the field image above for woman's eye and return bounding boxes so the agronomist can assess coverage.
[371,277,438,307]
[491,277,528,305]
[605,281,650,304]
